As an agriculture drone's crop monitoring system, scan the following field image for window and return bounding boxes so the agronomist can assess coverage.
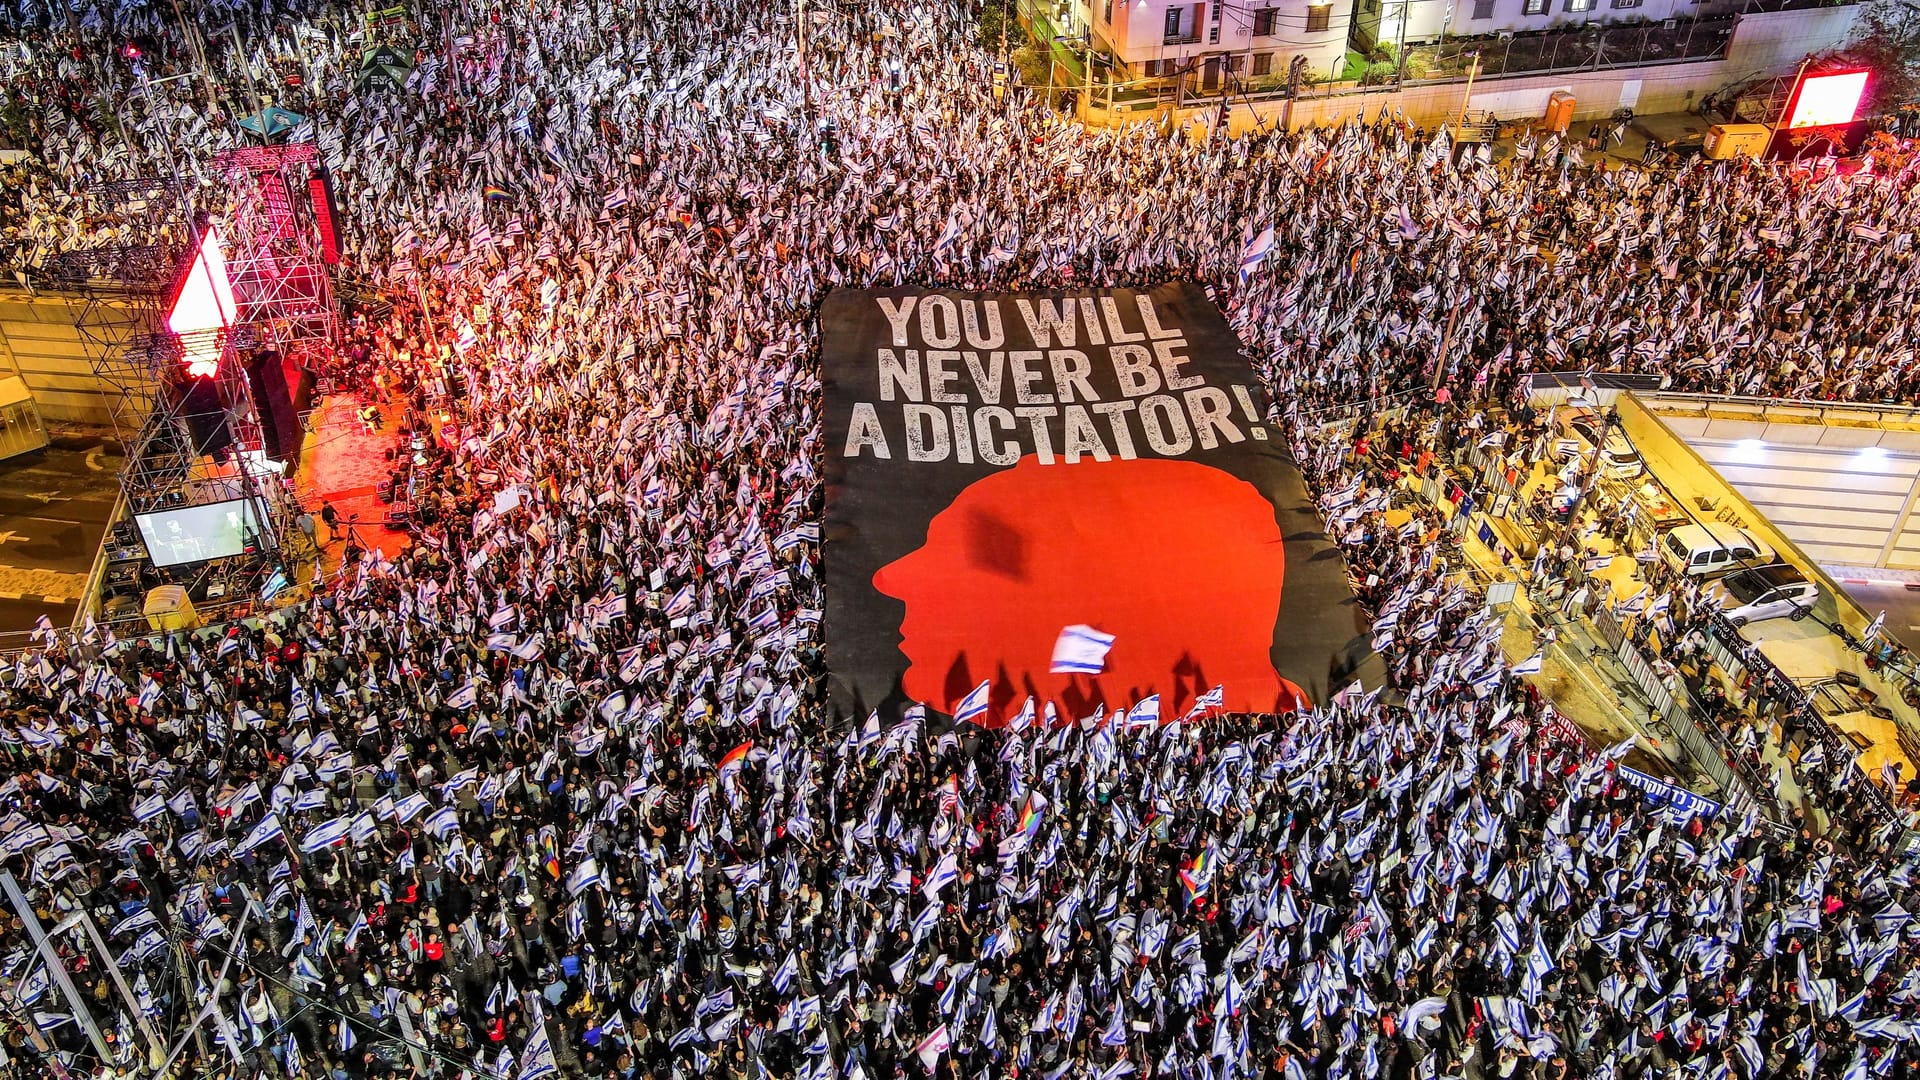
[1523,0,1548,13]
[1565,0,1595,11]
[1611,0,1642,8]
[1164,6,1198,43]
[1306,3,1332,30]
[1104,0,1114,23]
[1254,7,1278,34]
[1471,0,1495,16]
[1210,25,1221,42]
[1253,52,1274,75]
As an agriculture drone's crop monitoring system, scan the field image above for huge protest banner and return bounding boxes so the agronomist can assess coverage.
[822,283,1367,724]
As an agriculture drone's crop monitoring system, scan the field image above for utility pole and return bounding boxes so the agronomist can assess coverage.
[1456,49,1481,130]
[1281,54,1308,133]
[1084,32,1095,124]
[0,872,112,1064]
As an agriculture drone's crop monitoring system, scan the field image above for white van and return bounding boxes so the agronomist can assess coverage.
[1661,522,1775,578]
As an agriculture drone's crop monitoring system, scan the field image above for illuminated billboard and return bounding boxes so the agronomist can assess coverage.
[167,224,237,378]
[1787,70,1869,130]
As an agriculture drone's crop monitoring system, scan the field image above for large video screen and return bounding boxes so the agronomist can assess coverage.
[1787,70,1868,129]
[135,499,260,567]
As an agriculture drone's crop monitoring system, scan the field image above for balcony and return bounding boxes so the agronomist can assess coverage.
[1163,30,1201,44]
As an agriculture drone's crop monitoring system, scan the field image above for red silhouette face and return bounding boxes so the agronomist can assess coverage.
[872,456,1309,724]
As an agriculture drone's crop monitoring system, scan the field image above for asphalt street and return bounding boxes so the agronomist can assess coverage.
[0,442,120,639]
[1837,578,1920,656]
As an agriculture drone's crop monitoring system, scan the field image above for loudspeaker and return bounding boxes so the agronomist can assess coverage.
[244,350,302,464]
[177,374,233,459]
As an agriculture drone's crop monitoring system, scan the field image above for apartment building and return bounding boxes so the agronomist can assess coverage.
[1085,0,1352,89]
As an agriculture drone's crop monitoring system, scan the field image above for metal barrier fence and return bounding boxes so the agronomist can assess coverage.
[1592,605,1772,820]
[1703,613,1904,828]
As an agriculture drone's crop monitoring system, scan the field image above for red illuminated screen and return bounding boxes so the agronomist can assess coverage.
[1788,70,1868,129]
[167,225,237,377]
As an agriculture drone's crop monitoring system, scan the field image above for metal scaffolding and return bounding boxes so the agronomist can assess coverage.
[37,175,218,513]
[212,142,340,392]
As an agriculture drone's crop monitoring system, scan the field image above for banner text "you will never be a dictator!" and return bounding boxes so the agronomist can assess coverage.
[839,293,1269,465]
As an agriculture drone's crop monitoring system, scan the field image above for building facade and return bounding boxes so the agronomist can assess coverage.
[1353,0,1703,54]
[1087,0,1353,90]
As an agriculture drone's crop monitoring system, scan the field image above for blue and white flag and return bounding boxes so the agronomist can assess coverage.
[922,851,959,903]
[520,999,561,1080]
[1126,695,1160,726]
[422,806,461,840]
[1050,625,1115,675]
[298,816,354,852]
[567,857,605,896]
[446,681,479,711]
[1511,652,1544,676]
[772,952,800,995]
[393,792,431,824]
[1184,685,1225,720]
[953,680,993,726]
[1239,225,1276,279]
[234,814,284,857]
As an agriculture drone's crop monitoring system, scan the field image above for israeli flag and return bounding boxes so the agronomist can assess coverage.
[567,857,605,896]
[234,814,284,857]
[772,952,799,995]
[1126,696,1160,726]
[298,816,353,852]
[422,806,461,840]
[1239,225,1276,279]
[953,680,993,726]
[520,1002,561,1080]
[445,682,479,711]
[1050,625,1115,675]
[393,792,431,823]
[1512,652,1545,676]
[922,851,959,902]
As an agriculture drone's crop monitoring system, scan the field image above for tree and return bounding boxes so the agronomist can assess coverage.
[978,0,1016,51]
[1822,2,1920,116]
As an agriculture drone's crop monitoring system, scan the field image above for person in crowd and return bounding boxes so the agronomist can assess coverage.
[0,0,1913,1078]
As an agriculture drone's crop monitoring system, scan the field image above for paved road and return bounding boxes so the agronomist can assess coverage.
[0,443,120,637]
[1835,578,1920,655]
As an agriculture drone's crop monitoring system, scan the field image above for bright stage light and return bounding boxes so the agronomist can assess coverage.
[1787,70,1869,130]
[167,224,238,378]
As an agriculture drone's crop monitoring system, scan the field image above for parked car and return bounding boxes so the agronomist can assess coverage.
[1661,521,1775,578]
[1712,562,1819,627]
[1554,415,1644,478]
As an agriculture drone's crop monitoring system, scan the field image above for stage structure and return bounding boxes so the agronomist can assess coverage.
[43,143,342,615]
[41,175,208,509]
[210,141,340,408]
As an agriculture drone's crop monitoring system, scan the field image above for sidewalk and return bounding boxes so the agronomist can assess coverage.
[1385,486,1691,782]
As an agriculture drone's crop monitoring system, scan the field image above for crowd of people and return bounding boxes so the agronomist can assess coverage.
[0,0,1919,1078]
